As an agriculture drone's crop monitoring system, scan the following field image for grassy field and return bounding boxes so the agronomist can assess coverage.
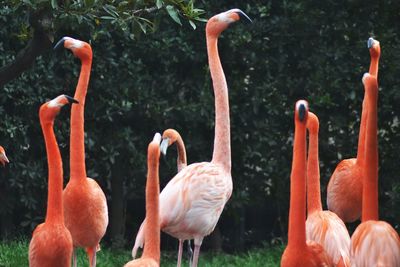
[0,239,283,267]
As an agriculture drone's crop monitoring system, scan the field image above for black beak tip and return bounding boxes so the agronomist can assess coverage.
[54,37,66,50]
[236,10,253,23]
[65,95,79,104]
[298,104,306,122]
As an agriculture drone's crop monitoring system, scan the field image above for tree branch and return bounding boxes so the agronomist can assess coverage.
[0,15,52,88]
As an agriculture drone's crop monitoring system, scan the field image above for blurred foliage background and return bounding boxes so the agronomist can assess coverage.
[0,0,400,253]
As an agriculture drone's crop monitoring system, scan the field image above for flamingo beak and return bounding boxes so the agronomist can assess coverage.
[160,138,170,156]
[54,37,66,50]
[65,95,79,104]
[367,37,375,49]
[0,153,9,166]
[235,9,252,23]
[298,104,306,122]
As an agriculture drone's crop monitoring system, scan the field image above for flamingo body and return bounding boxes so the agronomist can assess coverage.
[63,179,108,248]
[327,160,362,222]
[306,211,350,266]
[124,258,158,267]
[281,240,333,267]
[350,220,400,267]
[29,223,73,267]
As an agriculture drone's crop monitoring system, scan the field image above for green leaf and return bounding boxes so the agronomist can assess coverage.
[51,0,58,9]
[166,5,182,26]
[189,19,196,30]
[156,0,163,9]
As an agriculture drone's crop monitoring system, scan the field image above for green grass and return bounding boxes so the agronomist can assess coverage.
[0,239,283,267]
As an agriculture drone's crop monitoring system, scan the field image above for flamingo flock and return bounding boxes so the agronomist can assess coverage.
[0,7,396,267]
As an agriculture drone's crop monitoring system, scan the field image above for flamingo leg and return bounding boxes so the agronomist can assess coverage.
[73,247,77,267]
[191,238,203,267]
[187,240,193,267]
[176,239,183,267]
[87,246,97,267]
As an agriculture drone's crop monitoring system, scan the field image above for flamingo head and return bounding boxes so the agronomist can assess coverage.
[206,9,252,37]
[306,111,319,133]
[295,100,308,123]
[362,72,378,96]
[160,129,182,156]
[39,95,79,123]
[368,37,380,58]
[0,146,9,166]
[54,37,92,61]
[148,132,161,162]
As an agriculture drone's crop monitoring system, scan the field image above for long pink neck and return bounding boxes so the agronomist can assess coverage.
[306,113,322,214]
[206,34,231,172]
[356,93,367,166]
[175,136,187,172]
[142,143,160,263]
[288,119,307,248]
[362,80,379,222]
[70,58,91,181]
[369,51,380,78]
[41,121,64,225]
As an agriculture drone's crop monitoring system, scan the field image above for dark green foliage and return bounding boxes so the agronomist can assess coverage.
[1,0,400,254]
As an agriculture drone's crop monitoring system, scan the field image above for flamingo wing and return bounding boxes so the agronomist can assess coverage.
[351,220,400,267]
[160,162,232,240]
[306,211,350,266]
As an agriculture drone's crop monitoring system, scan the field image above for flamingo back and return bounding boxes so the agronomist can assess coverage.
[351,220,400,267]
[124,257,159,267]
[306,210,351,266]
[160,162,232,240]
[281,240,334,267]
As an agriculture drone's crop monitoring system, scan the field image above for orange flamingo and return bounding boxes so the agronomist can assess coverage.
[0,146,9,166]
[124,133,162,267]
[281,100,333,267]
[326,37,380,222]
[349,73,400,266]
[132,9,251,267]
[55,37,108,267]
[305,111,351,266]
[29,95,78,267]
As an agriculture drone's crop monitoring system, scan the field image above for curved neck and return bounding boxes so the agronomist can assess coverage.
[70,59,91,180]
[369,53,379,78]
[288,119,307,248]
[41,120,64,225]
[306,117,322,214]
[356,94,368,165]
[142,145,160,263]
[362,84,379,222]
[206,34,231,172]
[175,137,187,172]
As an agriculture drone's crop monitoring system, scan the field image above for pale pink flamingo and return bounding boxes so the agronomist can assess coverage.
[132,9,251,267]
[305,111,351,267]
[281,100,333,267]
[124,133,162,267]
[0,146,9,166]
[55,37,108,267]
[349,73,400,266]
[29,95,78,267]
[326,38,380,222]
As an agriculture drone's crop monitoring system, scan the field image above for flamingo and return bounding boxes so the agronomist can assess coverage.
[132,9,252,267]
[29,95,78,267]
[0,146,9,166]
[281,100,333,267]
[326,37,381,222]
[54,37,108,267]
[305,111,351,266]
[349,73,400,266]
[124,133,162,267]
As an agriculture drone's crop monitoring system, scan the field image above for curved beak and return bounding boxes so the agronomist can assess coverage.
[54,37,67,50]
[235,9,252,23]
[0,152,9,166]
[367,37,376,49]
[160,138,170,156]
[65,95,79,104]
